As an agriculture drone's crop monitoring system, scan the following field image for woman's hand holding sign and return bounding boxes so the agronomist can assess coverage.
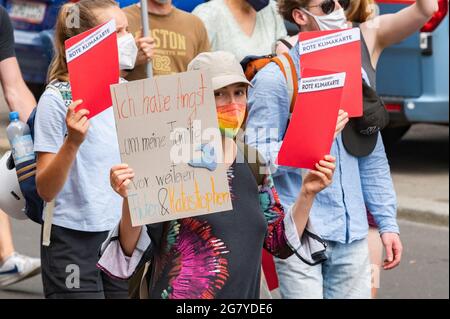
[66,100,90,147]
[110,164,141,257]
[110,164,135,198]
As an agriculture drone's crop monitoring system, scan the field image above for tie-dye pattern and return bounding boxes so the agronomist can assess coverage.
[160,219,230,299]
[217,103,246,138]
[148,162,294,299]
[259,174,294,259]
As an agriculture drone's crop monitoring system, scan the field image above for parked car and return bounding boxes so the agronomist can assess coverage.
[376,0,449,145]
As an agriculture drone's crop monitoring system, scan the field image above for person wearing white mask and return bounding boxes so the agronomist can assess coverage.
[276,0,352,54]
[246,0,437,299]
[276,0,437,69]
[33,0,153,299]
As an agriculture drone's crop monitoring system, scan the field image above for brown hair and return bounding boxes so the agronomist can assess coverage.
[47,0,118,83]
[278,0,376,25]
[346,0,375,23]
[278,0,310,24]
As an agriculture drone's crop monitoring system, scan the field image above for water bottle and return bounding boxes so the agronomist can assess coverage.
[7,112,35,165]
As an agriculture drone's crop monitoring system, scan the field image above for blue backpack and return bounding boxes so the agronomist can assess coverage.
[11,81,72,224]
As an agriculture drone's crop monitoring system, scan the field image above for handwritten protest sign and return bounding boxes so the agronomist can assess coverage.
[111,71,233,226]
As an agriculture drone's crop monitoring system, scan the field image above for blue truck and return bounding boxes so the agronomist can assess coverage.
[3,0,449,144]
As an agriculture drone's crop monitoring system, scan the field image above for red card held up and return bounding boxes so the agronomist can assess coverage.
[276,69,345,170]
[65,19,119,118]
[299,28,362,117]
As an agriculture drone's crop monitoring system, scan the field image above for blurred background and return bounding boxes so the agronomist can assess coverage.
[0,0,448,299]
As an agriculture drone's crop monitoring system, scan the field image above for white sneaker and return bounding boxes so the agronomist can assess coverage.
[0,252,41,288]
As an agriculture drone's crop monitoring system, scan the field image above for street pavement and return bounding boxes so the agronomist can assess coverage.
[0,218,447,299]
[387,124,449,226]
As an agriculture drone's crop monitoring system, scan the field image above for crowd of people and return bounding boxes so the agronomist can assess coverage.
[0,0,438,299]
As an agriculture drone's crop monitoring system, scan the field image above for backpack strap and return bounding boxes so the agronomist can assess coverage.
[41,81,72,247]
[271,53,298,115]
[237,142,267,186]
[277,38,294,51]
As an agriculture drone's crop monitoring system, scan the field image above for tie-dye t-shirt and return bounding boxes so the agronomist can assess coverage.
[144,158,294,299]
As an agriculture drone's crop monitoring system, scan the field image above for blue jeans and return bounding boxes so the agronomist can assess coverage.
[275,238,371,299]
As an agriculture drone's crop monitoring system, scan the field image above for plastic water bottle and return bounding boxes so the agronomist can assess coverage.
[7,112,35,165]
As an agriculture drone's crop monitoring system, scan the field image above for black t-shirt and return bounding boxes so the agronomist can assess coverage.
[145,155,293,299]
[0,5,15,62]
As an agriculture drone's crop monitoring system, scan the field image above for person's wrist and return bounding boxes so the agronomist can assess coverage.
[300,186,316,200]
[65,136,82,151]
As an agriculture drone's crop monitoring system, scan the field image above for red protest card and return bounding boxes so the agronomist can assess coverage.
[276,69,345,170]
[65,20,119,118]
[299,28,362,117]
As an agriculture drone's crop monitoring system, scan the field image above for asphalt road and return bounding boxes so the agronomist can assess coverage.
[387,124,449,226]
[0,218,447,299]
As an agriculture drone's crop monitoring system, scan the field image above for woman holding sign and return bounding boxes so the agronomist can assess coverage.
[33,0,154,299]
[98,51,340,299]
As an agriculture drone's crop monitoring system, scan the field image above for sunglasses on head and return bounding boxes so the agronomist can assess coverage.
[306,0,350,15]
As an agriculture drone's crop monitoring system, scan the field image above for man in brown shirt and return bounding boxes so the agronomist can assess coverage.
[124,0,210,79]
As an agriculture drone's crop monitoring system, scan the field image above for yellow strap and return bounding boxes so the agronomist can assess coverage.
[272,53,298,114]
[18,170,35,183]
[16,163,36,175]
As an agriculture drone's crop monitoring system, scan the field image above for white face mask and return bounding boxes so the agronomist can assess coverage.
[117,33,138,70]
[302,8,348,31]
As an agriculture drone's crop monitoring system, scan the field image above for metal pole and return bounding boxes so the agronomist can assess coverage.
[140,0,153,78]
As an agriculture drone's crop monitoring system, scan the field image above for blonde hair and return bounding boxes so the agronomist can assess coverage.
[47,0,118,83]
[346,0,375,23]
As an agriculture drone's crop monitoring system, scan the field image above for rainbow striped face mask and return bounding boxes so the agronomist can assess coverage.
[216,103,247,138]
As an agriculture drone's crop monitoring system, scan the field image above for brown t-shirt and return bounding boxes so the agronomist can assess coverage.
[124,5,210,79]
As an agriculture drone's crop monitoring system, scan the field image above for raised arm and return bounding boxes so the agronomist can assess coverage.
[260,156,335,263]
[109,164,142,256]
[97,164,148,281]
[362,0,439,64]
[36,100,89,202]
[0,57,36,122]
